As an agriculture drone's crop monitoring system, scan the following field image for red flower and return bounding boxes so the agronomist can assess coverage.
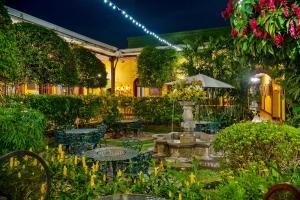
[289,21,297,39]
[231,27,238,38]
[283,6,289,17]
[249,18,258,31]
[254,29,263,39]
[268,0,276,11]
[242,27,248,36]
[264,31,271,39]
[260,0,266,9]
[273,34,285,48]
[253,4,260,13]
[221,0,234,19]
[291,4,300,16]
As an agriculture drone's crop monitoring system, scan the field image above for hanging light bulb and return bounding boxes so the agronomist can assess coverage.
[102,0,181,50]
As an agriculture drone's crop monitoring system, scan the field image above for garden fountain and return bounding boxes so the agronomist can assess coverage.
[152,101,221,169]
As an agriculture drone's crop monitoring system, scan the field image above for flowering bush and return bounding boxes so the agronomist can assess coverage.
[222,0,300,59]
[168,80,206,102]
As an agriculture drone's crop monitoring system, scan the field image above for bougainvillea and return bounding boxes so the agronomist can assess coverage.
[222,0,300,60]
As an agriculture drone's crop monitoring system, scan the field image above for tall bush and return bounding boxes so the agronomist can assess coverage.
[0,1,21,84]
[137,46,178,87]
[213,121,300,171]
[73,47,107,89]
[0,107,46,155]
[13,22,78,87]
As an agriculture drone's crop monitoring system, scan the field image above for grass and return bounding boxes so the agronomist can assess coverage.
[102,138,154,151]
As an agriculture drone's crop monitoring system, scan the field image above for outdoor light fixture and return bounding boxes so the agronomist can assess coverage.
[102,0,181,51]
[250,77,260,83]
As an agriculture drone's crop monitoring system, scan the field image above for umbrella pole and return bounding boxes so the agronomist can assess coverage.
[171,100,175,132]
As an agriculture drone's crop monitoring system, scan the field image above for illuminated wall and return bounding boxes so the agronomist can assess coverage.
[259,73,285,120]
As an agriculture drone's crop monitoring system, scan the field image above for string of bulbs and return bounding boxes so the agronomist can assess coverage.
[103,0,182,51]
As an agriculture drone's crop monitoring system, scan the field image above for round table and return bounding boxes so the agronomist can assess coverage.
[85,147,138,177]
[97,194,165,200]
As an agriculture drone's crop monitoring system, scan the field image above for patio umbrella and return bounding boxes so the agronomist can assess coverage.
[165,73,234,89]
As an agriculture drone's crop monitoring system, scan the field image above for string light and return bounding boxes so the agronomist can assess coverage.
[102,0,181,51]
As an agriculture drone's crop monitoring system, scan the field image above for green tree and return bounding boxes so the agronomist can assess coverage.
[0,0,21,86]
[181,36,253,110]
[13,22,78,88]
[73,47,107,89]
[137,46,178,87]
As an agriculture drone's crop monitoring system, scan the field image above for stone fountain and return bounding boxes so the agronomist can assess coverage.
[152,101,221,169]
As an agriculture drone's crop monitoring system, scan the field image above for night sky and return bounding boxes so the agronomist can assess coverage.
[6,0,229,48]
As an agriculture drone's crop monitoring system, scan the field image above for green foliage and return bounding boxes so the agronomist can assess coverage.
[213,122,300,171]
[0,3,21,82]
[4,95,182,129]
[0,0,11,29]
[225,0,300,122]
[0,106,46,155]
[169,80,206,102]
[14,22,78,86]
[73,47,107,88]
[137,46,178,87]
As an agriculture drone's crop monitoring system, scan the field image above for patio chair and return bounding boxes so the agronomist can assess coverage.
[263,183,300,200]
[122,151,153,178]
[208,122,221,134]
[0,150,51,200]
[125,121,143,137]
[111,122,124,138]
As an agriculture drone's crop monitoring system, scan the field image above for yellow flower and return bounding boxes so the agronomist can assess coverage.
[58,144,63,154]
[23,155,28,161]
[29,147,33,152]
[139,171,143,179]
[45,145,49,151]
[9,157,14,168]
[59,151,65,163]
[178,193,182,200]
[83,165,88,173]
[95,161,100,172]
[18,172,21,178]
[154,167,159,176]
[159,161,164,170]
[168,191,173,198]
[90,175,95,189]
[14,159,19,167]
[189,173,196,184]
[185,181,190,188]
[40,183,46,194]
[50,155,55,163]
[103,174,107,182]
[63,165,67,177]
[117,169,123,178]
[33,159,38,166]
[74,156,78,165]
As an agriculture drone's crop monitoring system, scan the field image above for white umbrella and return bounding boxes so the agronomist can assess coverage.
[165,73,234,89]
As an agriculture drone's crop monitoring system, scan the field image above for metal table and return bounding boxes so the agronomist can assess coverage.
[65,128,98,135]
[85,147,138,177]
[97,194,165,200]
[65,128,99,154]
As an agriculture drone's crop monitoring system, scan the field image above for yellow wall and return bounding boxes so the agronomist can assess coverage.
[259,73,285,120]
[103,57,137,96]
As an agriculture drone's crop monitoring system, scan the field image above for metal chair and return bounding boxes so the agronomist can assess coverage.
[125,121,142,137]
[0,150,51,200]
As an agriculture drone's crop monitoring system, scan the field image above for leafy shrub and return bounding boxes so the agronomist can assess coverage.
[213,121,300,171]
[4,95,182,129]
[0,107,46,155]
